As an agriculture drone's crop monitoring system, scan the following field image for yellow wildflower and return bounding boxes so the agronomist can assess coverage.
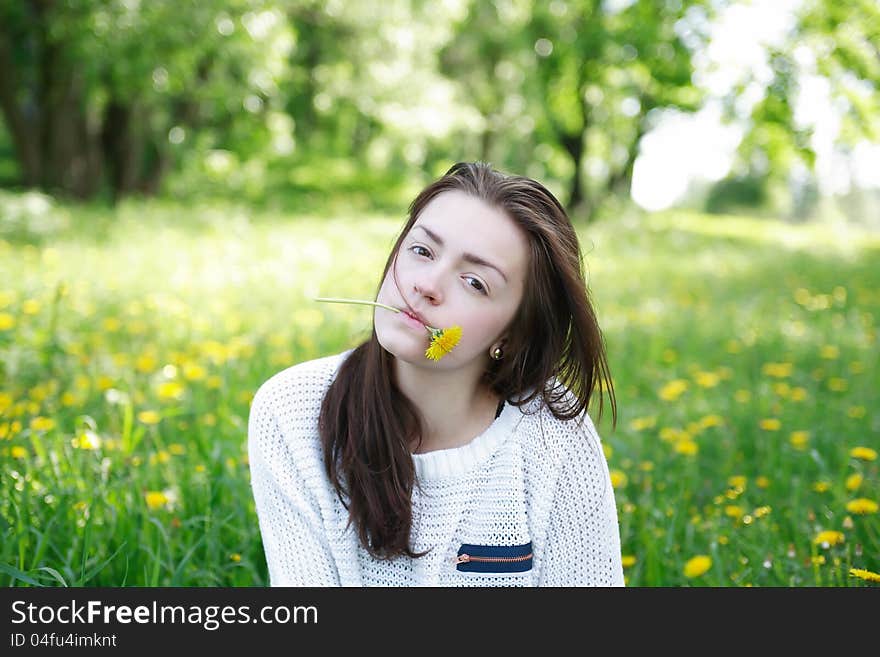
[425,325,462,361]
[659,379,688,401]
[850,446,877,461]
[845,498,878,515]
[73,430,101,450]
[683,555,712,578]
[144,491,169,510]
[137,410,161,425]
[812,481,831,493]
[789,430,809,450]
[727,475,747,489]
[11,445,27,459]
[674,440,698,456]
[621,555,637,569]
[157,381,185,400]
[759,418,781,431]
[812,530,845,547]
[629,416,657,431]
[230,553,242,563]
[849,568,880,583]
[0,313,15,330]
[845,473,862,492]
[29,416,55,432]
[609,469,628,488]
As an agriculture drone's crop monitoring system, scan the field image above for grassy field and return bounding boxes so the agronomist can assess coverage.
[1,192,878,586]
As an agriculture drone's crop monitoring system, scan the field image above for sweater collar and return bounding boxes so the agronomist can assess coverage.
[411,392,526,482]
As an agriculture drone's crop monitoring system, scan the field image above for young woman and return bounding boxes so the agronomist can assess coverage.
[248,161,624,586]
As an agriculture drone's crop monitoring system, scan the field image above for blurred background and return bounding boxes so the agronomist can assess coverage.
[0,0,877,587]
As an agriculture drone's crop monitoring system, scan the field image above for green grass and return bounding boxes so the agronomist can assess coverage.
[1,193,877,586]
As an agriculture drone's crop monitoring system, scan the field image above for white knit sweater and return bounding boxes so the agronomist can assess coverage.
[247,348,625,587]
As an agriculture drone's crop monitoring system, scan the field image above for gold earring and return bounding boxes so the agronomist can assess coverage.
[491,346,503,360]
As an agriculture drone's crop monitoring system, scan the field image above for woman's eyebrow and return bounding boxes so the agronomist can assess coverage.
[411,224,508,283]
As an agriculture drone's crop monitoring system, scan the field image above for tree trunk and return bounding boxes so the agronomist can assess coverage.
[0,33,41,186]
[560,130,586,213]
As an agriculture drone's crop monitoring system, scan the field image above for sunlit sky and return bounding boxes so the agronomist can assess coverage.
[630,0,880,211]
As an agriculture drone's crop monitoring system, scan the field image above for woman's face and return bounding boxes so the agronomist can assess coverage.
[375,190,529,369]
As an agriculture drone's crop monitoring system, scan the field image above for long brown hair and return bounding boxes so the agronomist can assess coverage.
[318,161,617,560]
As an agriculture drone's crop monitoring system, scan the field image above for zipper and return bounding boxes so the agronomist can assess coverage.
[454,542,534,572]
[455,552,533,565]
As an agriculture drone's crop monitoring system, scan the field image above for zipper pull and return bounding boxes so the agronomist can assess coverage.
[455,554,470,564]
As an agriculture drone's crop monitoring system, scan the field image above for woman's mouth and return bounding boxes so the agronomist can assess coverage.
[399,309,425,329]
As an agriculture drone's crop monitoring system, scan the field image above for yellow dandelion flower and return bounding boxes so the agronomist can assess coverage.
[169,443,185,455]
[136,353,158,373]
[724,505,744,519]
[29,416,55,432]
[762,362,792,378]
[602,443,612,459]
[850,446,877,461]
[773,382,791,397]
[759,418,781,431]
[183,362,206,381]
[813,530,845,547]
[698,414,724,429]
[629,416,657,431]
[609,469,628,488]
[845,498,878,515]
[73,430,101,450]
[849,568,880,583]
[756,476,770,489]
[694,371,720,388]
[789,430,809,450]
[658,379,688,401]
[734,389,751,403]
[230,553,242,563]
[683,555,712,578]
[845,473,862,492]
[789,387,807,401]
[157,381,185,400]
[0,313,15,330]
[11,445,27,459]
[621,555,637,569]
[811,555,826,566]
[812,480,831,493]
[827,377,847,391]
[820,345,839,359]
[753,505,771,518]
[674,439,698,456]
[425,325,462,361]
[195,464,206,473]
[727,475,747,489]
[144,491,169,510]
[137,410,161,425]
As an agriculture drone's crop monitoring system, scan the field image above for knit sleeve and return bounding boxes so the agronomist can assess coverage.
[537,412,625,587]
[247,384,341,587]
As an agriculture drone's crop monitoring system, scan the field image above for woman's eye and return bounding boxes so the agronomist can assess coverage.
[410,245,487,295]
[466,277,487,294]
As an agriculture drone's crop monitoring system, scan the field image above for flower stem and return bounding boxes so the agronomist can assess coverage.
[314,296,437,332]
[314,297,401,314]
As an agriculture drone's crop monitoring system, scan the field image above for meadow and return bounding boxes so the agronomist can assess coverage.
[1,192,878,586]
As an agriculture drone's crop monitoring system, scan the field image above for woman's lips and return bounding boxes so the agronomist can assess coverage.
[399,309,426,330]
